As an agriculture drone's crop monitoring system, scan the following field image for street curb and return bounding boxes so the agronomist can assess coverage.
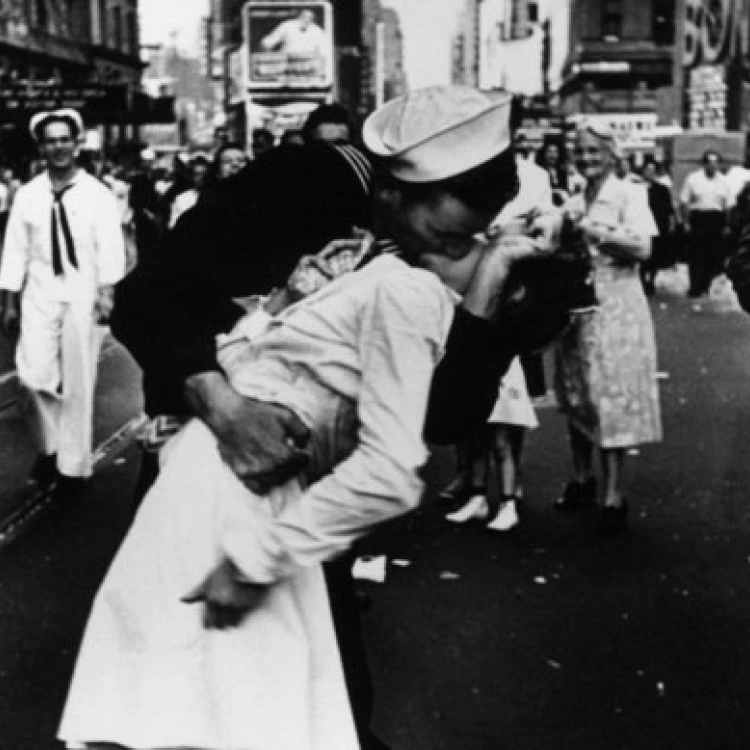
[0,414,149,551]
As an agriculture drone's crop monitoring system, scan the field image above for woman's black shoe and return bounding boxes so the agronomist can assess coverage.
[553,477,597,511]
[596,502,629,536]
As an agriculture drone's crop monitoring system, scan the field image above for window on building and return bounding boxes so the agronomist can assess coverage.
[602,0,623,39]
[35,0,48,31]
[112,6,123,50]
[99,0,107,44]
[653,0,675,45]
[127,10,138,55]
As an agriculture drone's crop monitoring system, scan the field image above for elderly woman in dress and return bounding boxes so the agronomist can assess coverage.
[553,121,662,536]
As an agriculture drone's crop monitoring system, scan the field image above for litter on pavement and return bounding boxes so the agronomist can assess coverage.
[352,555,387,583]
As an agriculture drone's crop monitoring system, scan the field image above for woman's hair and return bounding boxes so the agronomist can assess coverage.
[372,147,520,216]
[576,119,622,158]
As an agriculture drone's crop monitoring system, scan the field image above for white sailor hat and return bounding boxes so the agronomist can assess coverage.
[29,108,84,142]
[362,85,512,183]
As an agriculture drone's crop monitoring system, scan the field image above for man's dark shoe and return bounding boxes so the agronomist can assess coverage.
[28,454,58,491]
[54,475,89,498]
[553,477,597,511]
[596,502,629,536]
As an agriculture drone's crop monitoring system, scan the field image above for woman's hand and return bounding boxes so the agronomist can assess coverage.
[181,558,267,629]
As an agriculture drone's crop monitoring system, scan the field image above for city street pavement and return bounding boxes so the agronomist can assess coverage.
[0,330,144,536]
[2,269,750,749]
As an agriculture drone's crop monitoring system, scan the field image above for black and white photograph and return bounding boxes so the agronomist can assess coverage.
[0,1,749,749]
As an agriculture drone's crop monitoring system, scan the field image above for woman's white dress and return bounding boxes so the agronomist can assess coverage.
[487,356,538,429]
[58,255,457,750]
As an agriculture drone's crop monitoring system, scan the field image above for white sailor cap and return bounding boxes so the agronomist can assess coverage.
[362,85,512,183]
[29,108,84,142]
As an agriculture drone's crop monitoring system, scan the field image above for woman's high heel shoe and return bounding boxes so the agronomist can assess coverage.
[445,493,490,523]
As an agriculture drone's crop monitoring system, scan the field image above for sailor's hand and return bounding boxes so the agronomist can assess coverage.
[185,372,310,494]
[182,558,266,629]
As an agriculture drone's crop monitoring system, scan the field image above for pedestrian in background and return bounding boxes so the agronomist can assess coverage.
[208,142,248,185]
[0,108,125,495]
[640,158,678,296]
[302,102,353,145]
[536,138,569,206]
[680,150,732,298]
[445,355,538,531]
[554,120,662,536]
[169,153,210,228]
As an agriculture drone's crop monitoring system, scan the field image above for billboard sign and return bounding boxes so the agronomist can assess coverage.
[243,2,333,91]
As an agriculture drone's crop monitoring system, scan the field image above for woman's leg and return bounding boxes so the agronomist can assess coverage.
[554,423,596,509]
[600,447,625,508]
[445,428,491,522]
[569,423,594,483]
[597,447,629,535]
[487,425,523,531]
[439,437,479,500]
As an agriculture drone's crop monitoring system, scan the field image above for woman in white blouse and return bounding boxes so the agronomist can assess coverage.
[553,121,663,536]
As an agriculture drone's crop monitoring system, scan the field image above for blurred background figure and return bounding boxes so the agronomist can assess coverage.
[251,128,275,158]
[169,154,210,228]
[209,143,249,185]
[280,129,305,147]
[302,102,353,145]
[680,150,732,298]
[536,139,569,206]
[640,159,678,296]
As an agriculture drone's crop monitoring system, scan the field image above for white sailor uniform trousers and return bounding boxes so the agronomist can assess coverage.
[0,172,125,478]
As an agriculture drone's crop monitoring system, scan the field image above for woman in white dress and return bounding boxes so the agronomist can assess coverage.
[58,86,540,750]
[445,356,538,531]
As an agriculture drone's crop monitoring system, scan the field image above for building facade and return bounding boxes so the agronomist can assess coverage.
[560,0,676,120]
[211,0,406,142]
[0,0,149,161]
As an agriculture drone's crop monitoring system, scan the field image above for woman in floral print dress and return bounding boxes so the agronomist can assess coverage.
[553,121,662,536]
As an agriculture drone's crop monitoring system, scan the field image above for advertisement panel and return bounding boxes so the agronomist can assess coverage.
[243,2,333,91]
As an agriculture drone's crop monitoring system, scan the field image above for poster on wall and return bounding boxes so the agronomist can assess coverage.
[687,65,728,130]
[243,2,333,91]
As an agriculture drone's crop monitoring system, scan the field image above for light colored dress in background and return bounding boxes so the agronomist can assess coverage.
[58,254,457,750]
[487,356,538,429]
[554,174,663,449]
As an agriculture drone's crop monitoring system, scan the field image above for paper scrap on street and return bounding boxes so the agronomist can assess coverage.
[352,555,387,583]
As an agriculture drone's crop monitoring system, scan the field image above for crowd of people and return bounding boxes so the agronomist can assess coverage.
[1,87,750,749]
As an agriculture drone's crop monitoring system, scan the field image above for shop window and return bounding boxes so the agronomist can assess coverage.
[99,0,107,44]
[35,0,48,31]
[653,0,675,45]
[127,10,138,55]
[112,6,123,50]
[602,0,622,39]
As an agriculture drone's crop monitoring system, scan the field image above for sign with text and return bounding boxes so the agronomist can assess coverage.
[243,2,333,91]
[683,0,741,68]
[0,85,128,124]
[687,65,727,130]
